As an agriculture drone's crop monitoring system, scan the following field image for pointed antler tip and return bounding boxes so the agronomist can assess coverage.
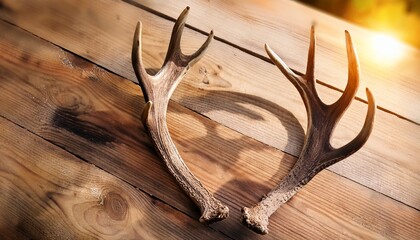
[264,43,276,58]
[311,25,315,31]
[133,22,142,49]
[134,22,142,40]
[181,6,190,17]
[344,30,357,60]
[365,88,375,104]
[264,43,271,52]
[135,21,142,33]
[345,30,351,40]
[174,6,190,27]
[309,25,316,39]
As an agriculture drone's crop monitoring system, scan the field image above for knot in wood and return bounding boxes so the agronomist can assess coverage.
[103,192,128,221]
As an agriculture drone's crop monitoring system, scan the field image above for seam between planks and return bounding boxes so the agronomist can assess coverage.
[1,18,418,213]
[0,114,234,239]
[122,0,419,126]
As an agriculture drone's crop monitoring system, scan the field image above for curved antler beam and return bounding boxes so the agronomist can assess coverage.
[132,7,228,223]
[241,26,376,234]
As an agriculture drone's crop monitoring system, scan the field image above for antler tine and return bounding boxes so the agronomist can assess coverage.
[330,31,360,115]
[305,25,316,82]
[303,25,323,109]
[241,28,375,235]
[132,21,152,103]
[159,6,214,97]
[265,44,303,90]
[265,26,323,114]
[131,8,228,224]
[327,88,376,162]
[163,6,189,66]
[186,30,214,66]
[164,6,214,67]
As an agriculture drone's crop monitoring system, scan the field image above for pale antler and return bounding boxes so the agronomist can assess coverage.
[241,26,376,234]
[132,7,229,223]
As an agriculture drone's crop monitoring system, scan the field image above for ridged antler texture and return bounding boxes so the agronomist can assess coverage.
[132,7,228,223]
[241,26,376,234]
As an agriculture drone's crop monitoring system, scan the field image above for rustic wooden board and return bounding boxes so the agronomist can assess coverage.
[0,117,228,239]
[0,20,419,239]
[135,0,420,123]
[0,0,418,209]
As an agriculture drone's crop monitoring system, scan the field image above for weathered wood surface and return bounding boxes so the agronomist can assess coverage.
[135,0,420,123]
[0,19,419,239]
[0,117,228,239]
[0,0,418,210]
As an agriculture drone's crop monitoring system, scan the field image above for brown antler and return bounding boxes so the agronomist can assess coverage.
[241,26,376,234]
[132,7,229,223]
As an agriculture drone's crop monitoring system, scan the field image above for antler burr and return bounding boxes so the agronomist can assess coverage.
[132,7,229,223]
[241,26,376,234]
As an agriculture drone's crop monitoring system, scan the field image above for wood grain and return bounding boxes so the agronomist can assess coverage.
[134,0,420,123]
[0,0,418,209]
[0,117,228,239]
[0,20,419,239]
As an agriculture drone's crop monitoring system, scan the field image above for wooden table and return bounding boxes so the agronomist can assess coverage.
[0,0,419,239]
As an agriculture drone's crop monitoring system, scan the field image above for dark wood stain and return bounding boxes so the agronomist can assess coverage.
[0,118,222,239]
[52,108,116,144]
[0,0,14,13]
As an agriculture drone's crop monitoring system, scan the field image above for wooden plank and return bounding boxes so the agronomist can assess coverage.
[134,0,420,123]
[0,20,419,239]
[0,0,418,209]
[0,117,227,239]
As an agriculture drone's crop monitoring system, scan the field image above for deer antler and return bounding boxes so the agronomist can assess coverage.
[132,7,229,223]
[241,26,376,234]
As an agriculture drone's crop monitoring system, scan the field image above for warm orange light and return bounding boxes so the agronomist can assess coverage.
[370,33,405,64]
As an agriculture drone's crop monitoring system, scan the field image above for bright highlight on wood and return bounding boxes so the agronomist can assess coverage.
[370,33,405,64]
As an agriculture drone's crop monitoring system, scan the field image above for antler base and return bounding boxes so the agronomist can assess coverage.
[241,207,270,234]
[200,203,229,224]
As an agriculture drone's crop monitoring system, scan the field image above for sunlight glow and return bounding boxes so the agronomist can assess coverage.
[370,33,405,65]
